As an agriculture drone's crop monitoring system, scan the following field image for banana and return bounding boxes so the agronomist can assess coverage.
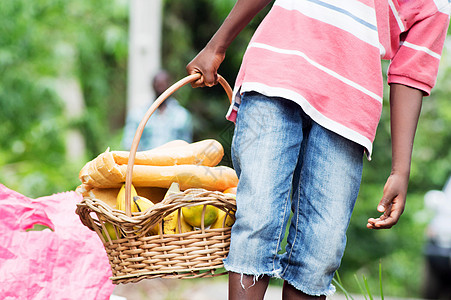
[116,183,138,212]
[100,184,136,241]
[116,185,158,235]
[133,195,154,212]
[162,210,194,234]
[133,195,159,235]
[210,209,235,229]
[114,182,194,235]
[160,182,193,234]
[177,214,194,234]
[164,182,181,198]
[162,211,177,234]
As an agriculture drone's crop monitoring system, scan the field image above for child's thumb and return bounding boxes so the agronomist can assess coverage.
[377,193,394,213]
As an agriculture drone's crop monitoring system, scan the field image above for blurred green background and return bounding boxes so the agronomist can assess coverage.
[1,0,450,297]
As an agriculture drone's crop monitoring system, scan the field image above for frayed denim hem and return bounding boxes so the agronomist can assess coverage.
[225,263,336,297]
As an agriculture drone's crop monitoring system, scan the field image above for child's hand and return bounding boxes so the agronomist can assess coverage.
[367,173,408,229]
[186,46,226,88]
[186,0,273,88]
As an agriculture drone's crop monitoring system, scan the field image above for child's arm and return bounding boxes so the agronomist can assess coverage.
[367,83,423,229]
[186,0,273,87]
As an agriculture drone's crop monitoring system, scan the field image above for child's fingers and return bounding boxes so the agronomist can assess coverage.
[367,216,398,229]
[190,78,204,88]
[187,69,217,88]
[202,72,218,87]
[186,67,205,88]
[367,202,403,229]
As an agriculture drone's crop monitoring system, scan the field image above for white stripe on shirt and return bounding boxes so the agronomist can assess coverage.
[388,0,406,32]
[306,0,377,26]
[239,81,374,158]
[400,41,442,59]
[275,0,380,48]
[249,42,383,103]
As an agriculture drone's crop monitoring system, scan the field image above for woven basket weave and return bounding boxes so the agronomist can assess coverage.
[76,74,237,284]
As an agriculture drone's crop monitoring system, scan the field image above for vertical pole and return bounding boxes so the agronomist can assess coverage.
[55,77,86,162]
[127,0,162,113]
[125,0,162,216]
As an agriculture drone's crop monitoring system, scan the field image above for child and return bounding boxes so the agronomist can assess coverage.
[186,0,450,298]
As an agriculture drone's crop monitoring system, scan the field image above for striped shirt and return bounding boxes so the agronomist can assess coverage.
[226,0,450,158]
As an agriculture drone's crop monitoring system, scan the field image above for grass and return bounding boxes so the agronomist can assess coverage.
[333,261,384,300]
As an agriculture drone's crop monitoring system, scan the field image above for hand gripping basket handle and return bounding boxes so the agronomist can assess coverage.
[124,73,233,216]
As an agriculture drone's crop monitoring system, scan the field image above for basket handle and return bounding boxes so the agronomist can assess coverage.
[124,73,233,216]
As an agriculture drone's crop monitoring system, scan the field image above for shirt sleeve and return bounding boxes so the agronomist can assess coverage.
[387,1,450,96]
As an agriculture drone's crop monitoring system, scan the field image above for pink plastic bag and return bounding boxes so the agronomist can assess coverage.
[0,184,115,300]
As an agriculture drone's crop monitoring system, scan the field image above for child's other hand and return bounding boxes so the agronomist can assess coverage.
[186,46,226,88]
[367,173,408,229]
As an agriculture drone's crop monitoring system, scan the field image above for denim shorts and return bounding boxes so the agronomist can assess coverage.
[223,92,364,296]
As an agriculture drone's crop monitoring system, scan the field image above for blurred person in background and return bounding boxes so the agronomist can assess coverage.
[122,70,193,151]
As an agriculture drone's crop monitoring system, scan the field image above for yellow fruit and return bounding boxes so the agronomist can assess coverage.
[182,205,218,228]
[164,182,181,199]
[133,196,159,235]
[177,214,194,234]
[116,184,138,212]
[162,210,194,234]
[133,195,154,212]
[210,209,235,229]
[101,222,119,241]
[162,211,177,234]
[159,182,194,234]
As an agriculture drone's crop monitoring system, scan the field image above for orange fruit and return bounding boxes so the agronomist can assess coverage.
[223,187,237,195]
[182,205,218,228]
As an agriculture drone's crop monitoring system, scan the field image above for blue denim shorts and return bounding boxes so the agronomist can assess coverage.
[223,92,364,296]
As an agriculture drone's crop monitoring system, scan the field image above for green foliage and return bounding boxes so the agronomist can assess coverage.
[1,1,450,297]
[0,0,128,197]
[337,39,451,298]
[410,44,451,190]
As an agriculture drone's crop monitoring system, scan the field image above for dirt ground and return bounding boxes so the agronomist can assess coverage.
[111,277,420,300]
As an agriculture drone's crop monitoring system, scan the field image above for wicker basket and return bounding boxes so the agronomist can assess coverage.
[76,74,237,284]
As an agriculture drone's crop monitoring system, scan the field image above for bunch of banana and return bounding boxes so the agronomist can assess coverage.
[116,183,157,215]
[115,183,159,236]
[161,183,194,234]
[116,184,138,212]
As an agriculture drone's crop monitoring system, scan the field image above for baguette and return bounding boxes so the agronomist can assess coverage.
[78,139,237,191]
[117,164,238,191]
[80,157,238,191]
[78,140,190,185]
[79,150,123,188]
[111,139,224,167]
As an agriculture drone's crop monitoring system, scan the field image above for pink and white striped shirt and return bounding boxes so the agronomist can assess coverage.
[227,0,450,158]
